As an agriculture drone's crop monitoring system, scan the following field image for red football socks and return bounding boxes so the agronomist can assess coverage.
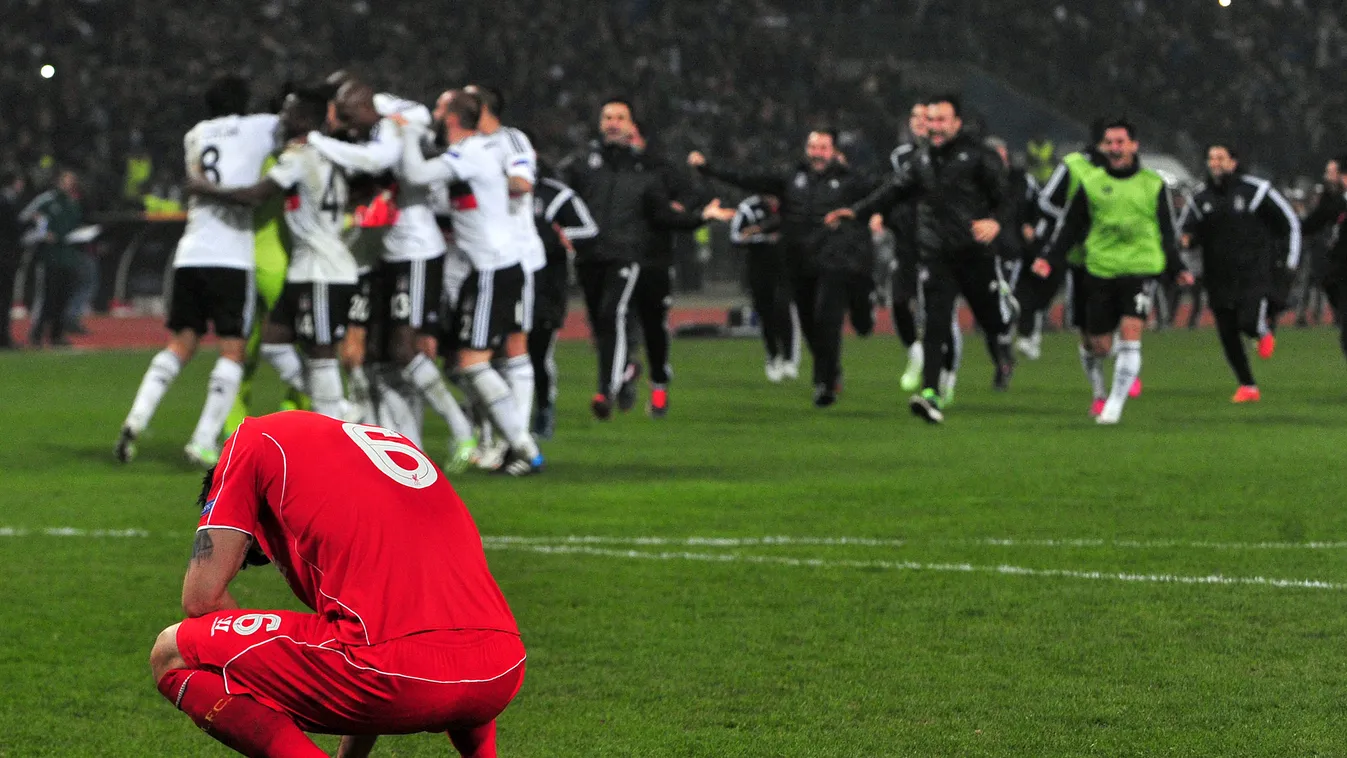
[157,669,327,758]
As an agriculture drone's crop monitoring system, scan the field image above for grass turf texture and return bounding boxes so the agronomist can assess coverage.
[3,329,1347,757]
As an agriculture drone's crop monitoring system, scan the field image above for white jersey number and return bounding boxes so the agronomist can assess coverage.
[343,422,439,489]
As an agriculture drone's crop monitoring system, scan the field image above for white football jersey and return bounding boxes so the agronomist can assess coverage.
[401,132,518,272]
[481,126,545,272]
[307,95,443,264]
[267,144,359,284]
[174,113,279,270]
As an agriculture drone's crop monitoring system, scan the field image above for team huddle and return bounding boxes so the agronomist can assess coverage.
[112,75,598,476]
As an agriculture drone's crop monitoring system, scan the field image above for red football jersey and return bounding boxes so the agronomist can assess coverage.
[198,411,518,646]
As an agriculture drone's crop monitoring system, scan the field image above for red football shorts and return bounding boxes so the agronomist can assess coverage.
[176,610,526,735]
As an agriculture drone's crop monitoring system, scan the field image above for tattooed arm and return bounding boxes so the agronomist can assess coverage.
[181,529,251,618]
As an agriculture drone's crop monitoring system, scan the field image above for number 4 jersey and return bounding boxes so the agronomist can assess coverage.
[175,113,280,270]
[199,411,519,646]
[267,143,359,285]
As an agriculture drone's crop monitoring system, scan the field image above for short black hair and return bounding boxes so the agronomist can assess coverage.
[469,84,505,118]
[926,93,963,117]
[205,75,250,118]
[287,87,330,130]
[1206,143,1240,162]
[603,96,637,119]
[446,90,483,130]
[1101,118,1138,141]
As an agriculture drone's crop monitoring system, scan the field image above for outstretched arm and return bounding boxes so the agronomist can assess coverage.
[185,176,284,207]
[308,124,402,175]
[399,126,458,186]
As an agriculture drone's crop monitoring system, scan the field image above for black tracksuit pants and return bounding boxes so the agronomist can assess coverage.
[628,264,673,386]
[1211,300,1264,387]
[1014,257,1066,337]
[920,249,1012,393]
[30,260,74,346]
[891,259,920,348]
[745,247,796,362]
[577,260,641,398]
[528,261,569,419]
[796,270,874,389]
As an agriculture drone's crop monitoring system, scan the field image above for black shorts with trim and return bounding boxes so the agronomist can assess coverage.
[453,264,524,352]
[166,266,254,338]
[1083,273,1156,336]
[269,281,357,346]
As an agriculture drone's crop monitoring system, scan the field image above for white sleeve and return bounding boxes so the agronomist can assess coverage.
[182,128,201,179]
[374,93,432,127]
[307,122,402,174]
[503,129,537,183]
[266,149,305,190]
[399,128,459,185]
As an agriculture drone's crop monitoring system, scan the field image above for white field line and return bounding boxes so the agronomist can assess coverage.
[486,542,1347,591]
[482,534,1347,551]
[6,529,1347,552]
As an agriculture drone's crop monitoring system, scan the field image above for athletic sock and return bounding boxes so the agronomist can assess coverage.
[374,363,422,447]
[260,344,308,395]
[499,354,536,425]
[1105,340,1142,413]
[346,365,375,424]
[403,353,474,442]
[157,669,326,758]
[189,358,243,449]
[124,349,183,434]
[308,358,345,419]
[1079,343,1107,400]
[464,363,538,459]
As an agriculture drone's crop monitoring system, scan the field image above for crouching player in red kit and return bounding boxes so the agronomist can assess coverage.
[148,410,525,757]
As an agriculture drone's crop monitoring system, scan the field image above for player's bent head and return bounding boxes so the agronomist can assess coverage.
[205,74,250,118]
[324,69,358,96]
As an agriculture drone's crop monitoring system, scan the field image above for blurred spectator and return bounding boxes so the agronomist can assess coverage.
[0,171,25,349]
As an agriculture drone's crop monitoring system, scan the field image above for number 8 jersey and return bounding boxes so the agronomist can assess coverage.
[175,113,280,270]
[267,142,360,285]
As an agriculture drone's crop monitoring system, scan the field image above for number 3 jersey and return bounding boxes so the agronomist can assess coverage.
[267,143,360,285]
[175,113,280,270]
[198,411,519,646]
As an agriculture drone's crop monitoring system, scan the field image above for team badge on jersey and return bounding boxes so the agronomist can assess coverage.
[1233,196,1246,213]
[794,173,808,189]
[588,153,603,170]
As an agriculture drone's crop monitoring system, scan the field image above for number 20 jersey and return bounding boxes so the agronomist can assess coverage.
[199,411,519,646]
[175,113,280,270]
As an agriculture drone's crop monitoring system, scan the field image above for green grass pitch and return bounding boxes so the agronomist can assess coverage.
[3,328,1347,757]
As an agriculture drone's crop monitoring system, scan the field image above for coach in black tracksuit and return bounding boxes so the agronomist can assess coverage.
[1180,145,1301,391]
[832,96,1012,421]
[561,100,721,420]
[529,169,597,437]
[691,130,877,407]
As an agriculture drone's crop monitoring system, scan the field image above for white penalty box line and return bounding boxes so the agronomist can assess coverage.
[5,528,1345,591]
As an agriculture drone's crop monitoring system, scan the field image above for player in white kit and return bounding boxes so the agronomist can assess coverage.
[464,84,546,464]
[399,89,543,475]
[308,78,477,470]
[116,75,278,467]
[185,89,358,421]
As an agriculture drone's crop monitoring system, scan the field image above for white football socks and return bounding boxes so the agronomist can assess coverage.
[464,362,537,459]
[403,353,473,443]
[1102,340,1142,421]
[261,343,308,395]
[373,363,423,448]
[308,358,345,419]
[346,365,375,425]
[123,349,182,434]
[498,354,536,428]
[1078,343,1107,401]
[188,358,243,450]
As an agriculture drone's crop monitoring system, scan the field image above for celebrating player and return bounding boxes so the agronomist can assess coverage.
[187,88,360,421]
[148,411,525,758]
[117,75,278,466]
[1034,119,1193,424]
[398,89,543,475]
[308,77,479,471]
